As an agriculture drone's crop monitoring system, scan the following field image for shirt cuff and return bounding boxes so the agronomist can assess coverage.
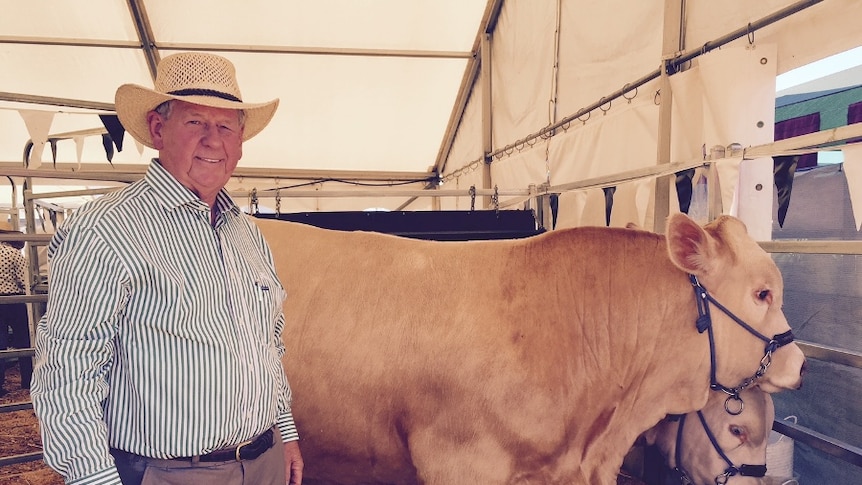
[276,411,299,442]
[67,466,122,485]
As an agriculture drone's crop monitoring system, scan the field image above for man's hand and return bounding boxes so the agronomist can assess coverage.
[284,440,303,485]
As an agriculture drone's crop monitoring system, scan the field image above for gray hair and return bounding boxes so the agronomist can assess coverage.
[152,100,246,126]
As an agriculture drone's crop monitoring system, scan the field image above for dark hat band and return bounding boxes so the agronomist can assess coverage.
[167,88,242,103]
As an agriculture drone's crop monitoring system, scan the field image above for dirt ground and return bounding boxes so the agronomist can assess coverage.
[1,361,646,485]
[0,362,63,485]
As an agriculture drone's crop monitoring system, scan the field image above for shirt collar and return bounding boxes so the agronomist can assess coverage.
[144,159,241,219]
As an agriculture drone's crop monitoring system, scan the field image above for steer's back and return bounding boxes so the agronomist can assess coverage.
[256,218,695,484]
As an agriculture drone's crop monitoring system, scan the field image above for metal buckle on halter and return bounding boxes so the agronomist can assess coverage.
[715,468,734,484]
[671,467,694,485]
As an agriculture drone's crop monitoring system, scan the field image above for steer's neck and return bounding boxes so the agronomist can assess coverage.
[567,265,712,483]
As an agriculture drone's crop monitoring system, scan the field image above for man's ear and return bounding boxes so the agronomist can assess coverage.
[147,111,165,150]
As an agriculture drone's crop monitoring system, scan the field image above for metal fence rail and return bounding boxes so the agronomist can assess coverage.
[769,340,862,469]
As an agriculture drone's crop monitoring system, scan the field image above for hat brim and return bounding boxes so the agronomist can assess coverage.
[115,84,279,149]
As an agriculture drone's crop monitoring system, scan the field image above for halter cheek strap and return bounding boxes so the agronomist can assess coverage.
[671,412,767,485]
[690,275,796,410]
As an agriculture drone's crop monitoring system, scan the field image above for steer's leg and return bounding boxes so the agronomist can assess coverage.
[407,426,515,484]
[407,425,587,485]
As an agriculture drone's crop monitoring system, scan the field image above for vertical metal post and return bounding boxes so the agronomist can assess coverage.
[481,32,493,209]
[654,0,684,233]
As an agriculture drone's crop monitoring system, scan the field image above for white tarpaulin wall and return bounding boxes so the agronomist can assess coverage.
[1,0,861,220]
[440,0,862,231]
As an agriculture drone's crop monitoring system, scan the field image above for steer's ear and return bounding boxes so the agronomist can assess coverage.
[666,212,717,276]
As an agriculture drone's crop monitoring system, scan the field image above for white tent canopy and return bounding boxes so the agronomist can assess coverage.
[2,0,860,216]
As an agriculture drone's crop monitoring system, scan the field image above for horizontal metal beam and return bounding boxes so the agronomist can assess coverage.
[0,35,139,49]
[530,124,862,197]
[1,163,434,184]
[0,402,34,414]
[0,348,34,360]
[230,166,434,183]
[238,187,529,199]
[0,35,472,60]
[746,123,862,157]
[669,0,823,69]
[0,451,40,468]
[0,91,114,111]
[25,187,118,200]
[0,294,48,304]
[772,419,862,469]
[549,159,707,193]
[0,165,143,183]
[0,234,51,245]
[760,240,862,255]
[158,42,473,60]
[797,340,862,369]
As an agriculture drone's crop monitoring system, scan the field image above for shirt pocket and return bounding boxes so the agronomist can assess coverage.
[250,271,285,335]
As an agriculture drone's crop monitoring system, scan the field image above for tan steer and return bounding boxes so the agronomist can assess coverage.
[256,213,805,484]
[639,387,775,485]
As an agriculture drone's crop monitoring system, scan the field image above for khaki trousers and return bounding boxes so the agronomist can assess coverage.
[112,437,286,485]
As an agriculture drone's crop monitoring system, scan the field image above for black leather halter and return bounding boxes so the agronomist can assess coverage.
[671,412,767,484]
[690,275,795,414]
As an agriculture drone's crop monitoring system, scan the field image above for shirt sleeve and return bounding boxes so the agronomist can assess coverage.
[30,224,129,483]
[255,222,300,443]
[276,410,300,442]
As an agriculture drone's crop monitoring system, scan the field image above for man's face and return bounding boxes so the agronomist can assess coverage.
[147,100,244,203]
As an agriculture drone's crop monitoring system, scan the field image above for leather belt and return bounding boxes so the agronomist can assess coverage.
[174,429,275,463]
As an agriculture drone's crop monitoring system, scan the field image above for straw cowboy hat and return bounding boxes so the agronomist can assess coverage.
[115,52,279,149]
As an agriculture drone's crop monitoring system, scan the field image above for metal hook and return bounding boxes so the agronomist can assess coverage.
[622,83,638,104]
[275,188,282,217]
[599,97,612,115]
[747,23,755,45]
[491,185,499,212]
[250,188,259,215]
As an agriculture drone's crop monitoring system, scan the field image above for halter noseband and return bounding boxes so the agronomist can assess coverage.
[690,275,795,414]
[671,412,767,485]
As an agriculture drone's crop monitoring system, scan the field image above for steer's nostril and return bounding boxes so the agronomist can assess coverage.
[800,360,808,376]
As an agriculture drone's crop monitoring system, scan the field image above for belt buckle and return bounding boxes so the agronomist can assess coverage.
[234,438,254,461]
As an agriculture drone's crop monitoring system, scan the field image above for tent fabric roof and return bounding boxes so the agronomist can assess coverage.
[2,0,861,215]
[0,0,488,176]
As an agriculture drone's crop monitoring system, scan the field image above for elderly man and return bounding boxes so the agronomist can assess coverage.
[31,52,303,485]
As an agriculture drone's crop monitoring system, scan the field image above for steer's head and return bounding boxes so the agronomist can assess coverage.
[645,387,774,485]
[666,213,805,392]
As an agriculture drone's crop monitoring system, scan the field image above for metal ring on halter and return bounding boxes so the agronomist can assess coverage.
[724,394,744,415]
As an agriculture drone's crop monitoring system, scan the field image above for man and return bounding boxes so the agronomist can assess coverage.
[31,52,303,485]
[0,220,30,395]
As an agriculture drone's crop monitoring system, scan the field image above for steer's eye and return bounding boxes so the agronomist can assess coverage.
[756,289,771,304]
[729,425,747,442]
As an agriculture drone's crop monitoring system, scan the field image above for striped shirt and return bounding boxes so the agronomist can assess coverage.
[31,161,298,485]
